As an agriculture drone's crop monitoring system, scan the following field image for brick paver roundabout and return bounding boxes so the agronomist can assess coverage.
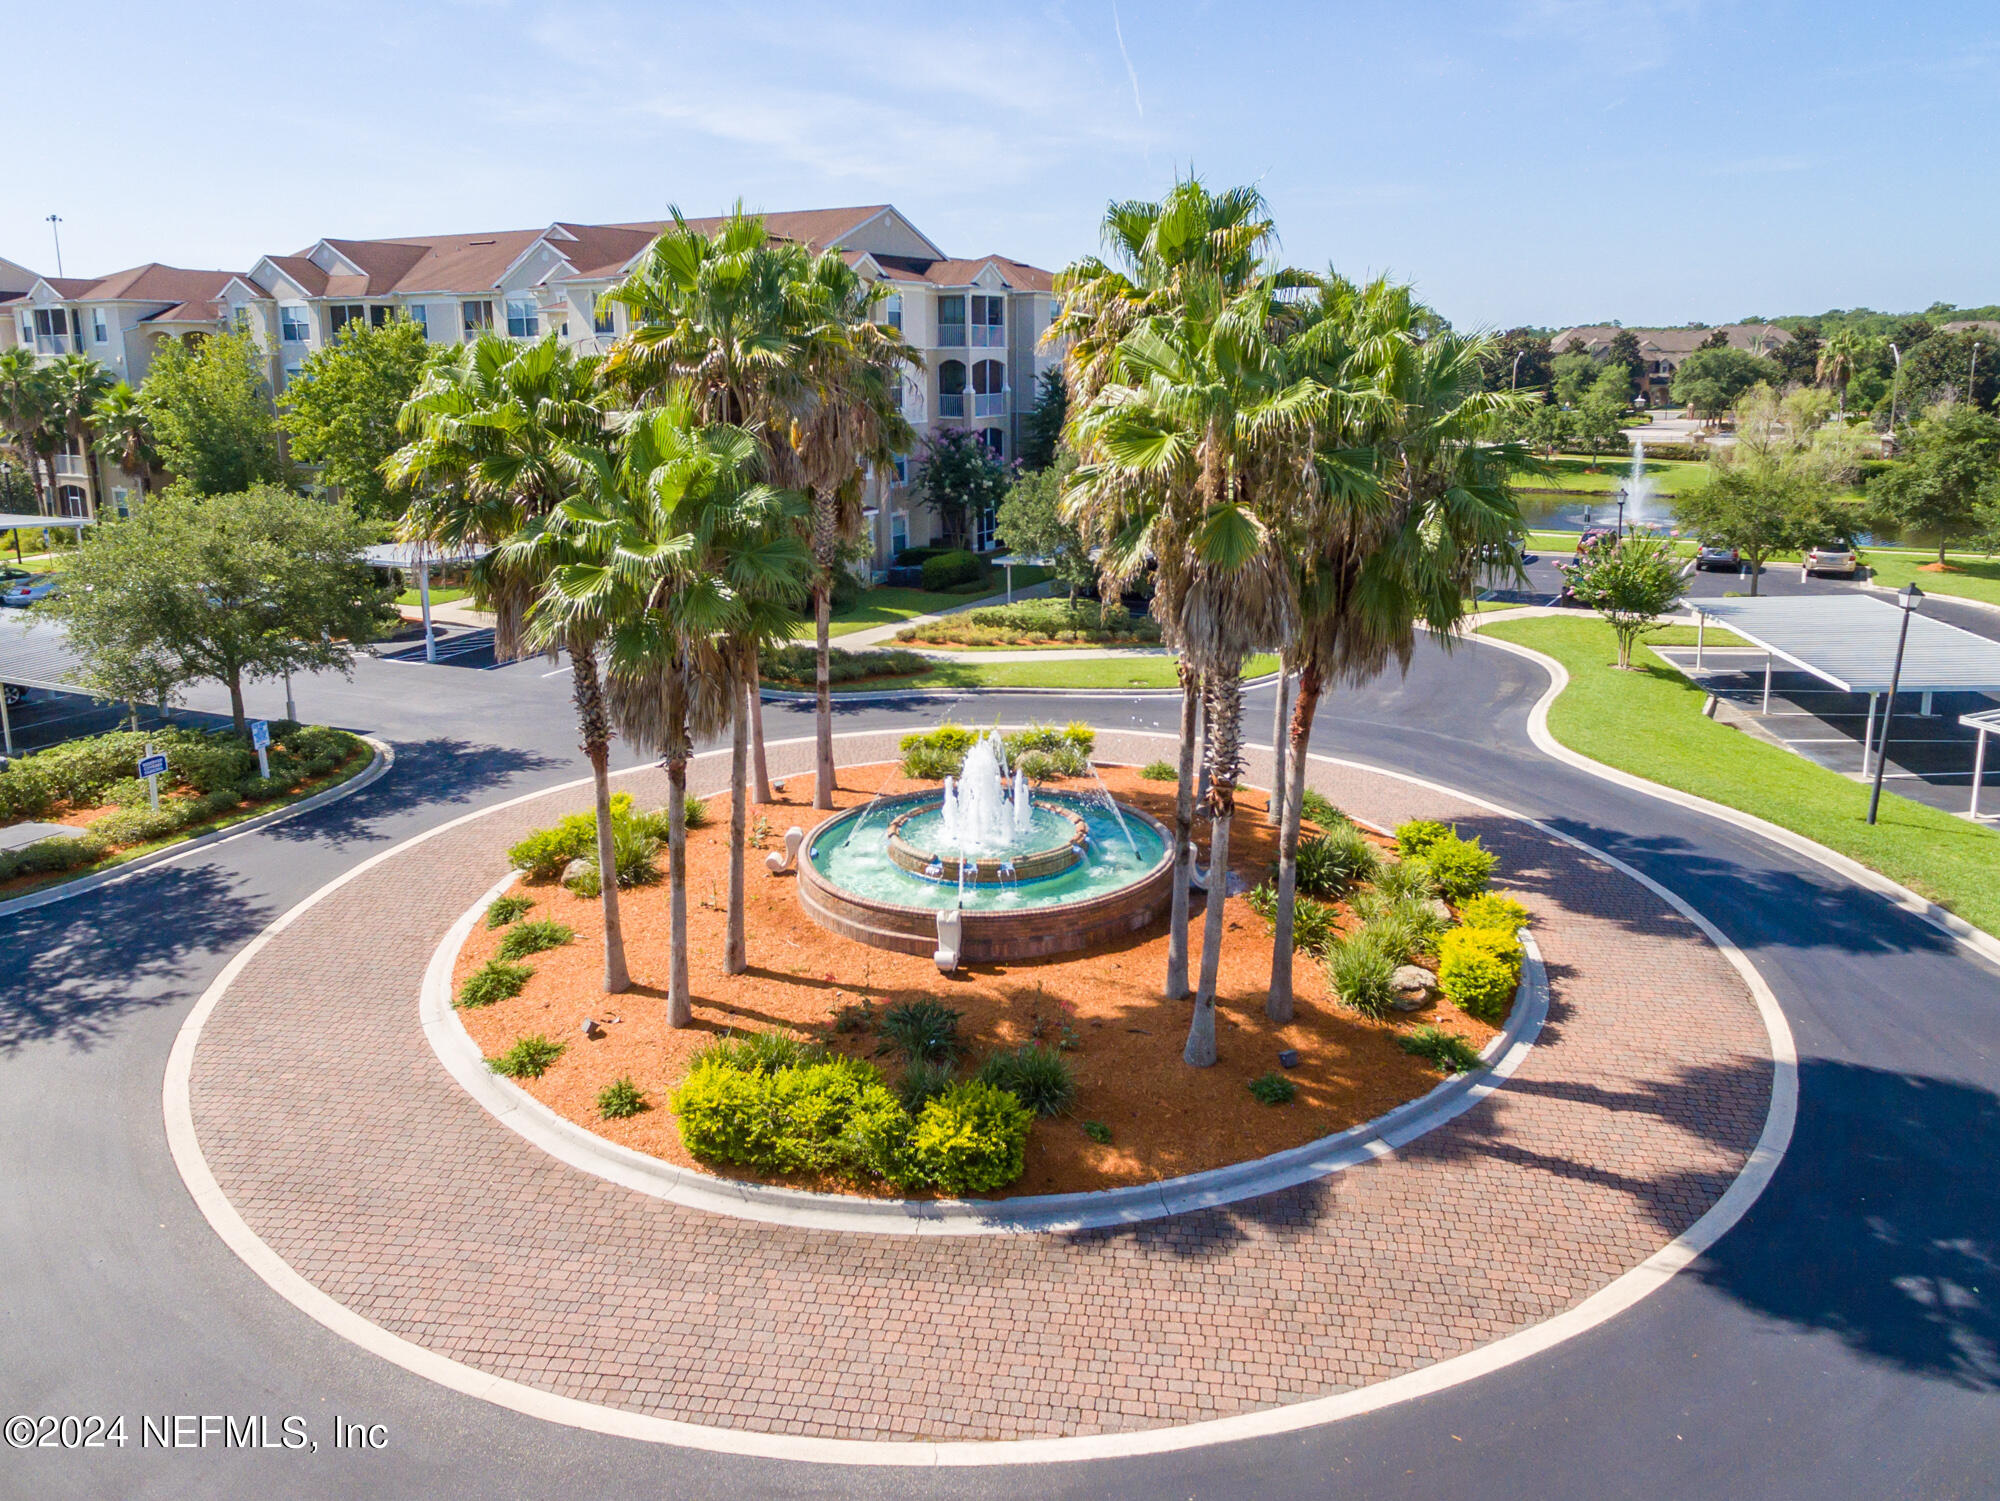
[182,729,1776,1445]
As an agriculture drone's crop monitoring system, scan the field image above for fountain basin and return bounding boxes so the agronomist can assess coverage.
[885,801,1089,885]
[798,789,1175,963]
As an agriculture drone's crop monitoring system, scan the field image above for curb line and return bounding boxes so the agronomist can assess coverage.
[760,671,1280,705]
[0,735,393,921]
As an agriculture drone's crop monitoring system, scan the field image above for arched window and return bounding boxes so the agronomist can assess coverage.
[973,359,1006,416]
[56,486,88,518]
[938,359,967,417]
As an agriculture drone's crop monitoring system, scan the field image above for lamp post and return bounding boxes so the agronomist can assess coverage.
[1887,342,1904,442]
[45,214,62,278]
[1613,486,1628,539]
[1866,583,1922,825]
[1511,350,1525,390]
[1973,341,1983,404]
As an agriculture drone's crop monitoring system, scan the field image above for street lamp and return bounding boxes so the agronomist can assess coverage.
[1613,486,1628,539]
[1511,350,1525,390]
[1866,582,1923,825]
[1887,342,1904,441]
[1972,341,1983,403]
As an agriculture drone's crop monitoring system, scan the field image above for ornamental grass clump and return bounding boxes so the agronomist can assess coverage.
[489,1034,565,1078]
[1139,760,1177,782]
[457,959,533,1008]
[1399,1026,1486,1075]
[1437,927,1524,1023]
[484,893,534,928]
[1295,824,1381,897]
[597,1077,648,1118]
[1247,1072,1297,1105]
[1350,888,1449,956]
[897,1058,957,1115]
[1300,789,1349,831]
[976,1043,1076,1117]
[1325,926,1401,1016]
[495,919,574,961]
[1002,721,1095,780]
[878,999,962,1064]
[1248,882,1340,954]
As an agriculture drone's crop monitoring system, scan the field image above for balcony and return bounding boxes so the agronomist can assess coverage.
[973,392,1007,418]
[34,334,69,356]
[53,453,87,478]
[935,323,967,349]
[937,393,966,418]
[970,324,1005,348]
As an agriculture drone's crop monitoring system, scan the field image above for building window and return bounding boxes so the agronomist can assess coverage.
[977,427,1005,458]
[937,359,967,418]
[893,456,909,485]
[936,294,966,347]
[409,304,429,336]
[881,293,903,331]
[33,308,69,354]
[328,303,365,335]
[369,305,391,328]
[462,300,494,340]
[92,308,108,343]
[591,295,614,336]
[890,511,908,553]
[1048,296,1063,325]
[973,359,1006,417]
[971,295,1004,346]
[974,502,997,551]
[111,487,130,518]
[283,364,304,386]
[232,306,252,334]
[505,297,539,338]
[280,305,309,342]
[17,312,29,345]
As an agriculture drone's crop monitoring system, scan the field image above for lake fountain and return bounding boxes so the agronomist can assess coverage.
[796,730,1174,963]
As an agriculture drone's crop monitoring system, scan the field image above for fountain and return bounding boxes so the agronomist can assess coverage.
[795,729,1174,963]
[1623,437,1657,526]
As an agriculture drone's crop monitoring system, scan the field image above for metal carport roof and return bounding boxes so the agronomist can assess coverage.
[0,611,83,695]
[1691,595,2000,696]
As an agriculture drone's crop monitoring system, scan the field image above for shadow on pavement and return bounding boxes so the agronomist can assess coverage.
[260,736,564,848]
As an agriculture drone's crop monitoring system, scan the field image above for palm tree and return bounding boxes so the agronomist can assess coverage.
[0,349,61,508]
[1817,330,1865,417]
[91,381,160,496]
[388,333,634,995]
[1053,178,1296,1005]
[1264,286,1528,1020]
[47,353,111,517]
[526,401,806,1019]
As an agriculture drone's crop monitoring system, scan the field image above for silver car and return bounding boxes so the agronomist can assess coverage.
[0,568,56,606]
[1803,542,1858,578]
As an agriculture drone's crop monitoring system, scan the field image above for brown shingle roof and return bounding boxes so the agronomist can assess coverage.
[262,255,329,296]
[870,253,1055,292]
[82,264,237,305]
[1551,323,1791,357]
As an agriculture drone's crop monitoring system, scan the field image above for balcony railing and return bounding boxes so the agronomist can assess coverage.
[935,324,967,348]
[973,392,1007,417]
[969,324,1004,347]
[937,393,966,418]
[53,454,87,477]
[34,334,69,355]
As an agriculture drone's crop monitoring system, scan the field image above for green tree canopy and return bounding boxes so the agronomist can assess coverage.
[280,317,434,517]
[1605,330,1646,397]
[1672,347,1780,423]
[1896,330,1999,412]
[912,427,1009,550]
[139,331,286,495]
[1551,350,1599,409]
[1872,402,2000,560]
[1478,328,1554,394]
[1674,463,1831,596]
[41,483,389,730]
[995,453,1092,598]
[1565,531,1685,668]
[1574,365,1632,459]
[1018,366,1069,470]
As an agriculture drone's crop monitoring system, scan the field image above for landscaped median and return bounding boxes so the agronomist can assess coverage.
[0,723,374,899]
[761,642,1278,694]
[1477,614,2000,940]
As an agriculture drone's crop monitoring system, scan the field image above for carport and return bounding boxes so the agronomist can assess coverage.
[1689,594,2000,793]
[0,510,92,561]
[361,543,488,665]
[0,611,85,756]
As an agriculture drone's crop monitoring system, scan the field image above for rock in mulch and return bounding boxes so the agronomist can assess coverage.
[1389,963,1438,1012]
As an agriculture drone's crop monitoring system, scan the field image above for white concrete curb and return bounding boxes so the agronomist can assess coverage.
[424,867,1547,1235]
[163,727,1795,1465]
[0,735,393,920]
[1472,625,2000,969]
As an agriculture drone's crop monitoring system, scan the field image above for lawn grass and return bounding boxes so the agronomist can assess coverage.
[824,568,1055,637]
[1478,615,2000,939]
[822,653,1278,693]
[1512,455,1712,496]
[1863,551,2000,611]
[395,585,471,607]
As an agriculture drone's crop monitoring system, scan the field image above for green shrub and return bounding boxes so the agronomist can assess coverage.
[1399,1025,1487,1075]
[1139,760,1177,782]
[1082,1120,1113,1144]
[906,1081,1031,1194]
[976,1044,1076,1117]
[496,919,574,960]
[485,893,534,928]
[671,1051,903,1176]
[919,548,984,591]
[1375,856,1437,904]
[1295,824,1380,896]
[1247,1072,1297,1105]
[196,787,245,817]
[878,999,962,1063]
[458,959,533,1008]
[1395,819,1452,858]
[4,834,102,877]
[1458,891,1529,932]
[104,776,154,808]
[1002,721,1095,780]
[0,763,56,823]
[1349,892,1447,959]
[240,774,295,802]
[761,643,931,687]
[1325,927,1400,1016]
[1299,788,1347,830]
[1437,927,1523,1022]
[508,812,599,881]
[567,813,664,895]
[897,1058,957,1115]
[683,794,713,830]
[173,739,258,795]
[1247,882,1340,954]
[488,1033,565,1078]
[1422,834,1497,902]
[597,1077,648,1119]
[899,723,978,779]
[89,805,184,846]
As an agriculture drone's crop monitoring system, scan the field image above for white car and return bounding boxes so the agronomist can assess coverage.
[0,568,56,606]
[1803,542,1858,578]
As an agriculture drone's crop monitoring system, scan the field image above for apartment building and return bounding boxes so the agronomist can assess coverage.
[2,206,1058,552]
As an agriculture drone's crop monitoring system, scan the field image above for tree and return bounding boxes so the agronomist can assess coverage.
[0,348,62,504]
[1770,322,1822,385]
[911,427,1009,550]
[41,483,388,729]
[1896,330,1999,412]
[1565,531,1685,668]
[1575,365,1632,462]
[91,381,161,496]
[1605,330,1646,398]
[1816,330,1867,416]
[1478,328,1553,394]
[1871,402,2000,562]
[1674,463,1827,596]
[280,317,433,517]
[995,452,1092,599]
[47,353,111,516]
[140,331,286,495]
[1550,349,1599,410]
[1018,367,1069,470]
[1671,347,1780,424]
[1697,328,1733,351]
[391,333,635,995]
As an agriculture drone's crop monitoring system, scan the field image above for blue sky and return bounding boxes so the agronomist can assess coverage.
[5,0,1994,330]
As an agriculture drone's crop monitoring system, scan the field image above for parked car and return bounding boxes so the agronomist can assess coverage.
[1803,541,1859,578]
[1695,541,1742,571]
[0,568,56,606]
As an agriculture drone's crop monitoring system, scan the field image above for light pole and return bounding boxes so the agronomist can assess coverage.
[1511,350,1525,390]
[1972,341,1983,404]
[44,214,63,278]
[1887,342,1904,441]
[1866,583,1922,825]
[1613,486,1628,539]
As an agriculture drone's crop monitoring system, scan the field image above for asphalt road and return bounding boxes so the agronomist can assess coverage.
[2,636,1995,1500]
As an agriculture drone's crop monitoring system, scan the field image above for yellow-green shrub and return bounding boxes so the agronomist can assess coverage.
[1437,927,1523,1022]
[1457,892,1530,932]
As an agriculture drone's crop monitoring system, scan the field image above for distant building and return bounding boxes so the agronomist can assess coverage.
[1548,323,1792,406]
[1,206,1059,562]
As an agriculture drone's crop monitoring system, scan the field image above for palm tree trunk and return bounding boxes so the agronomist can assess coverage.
[1268,661,1320,1023]
[665,754,691,1024]
[726,647,750,975]
[1165,663,1200,1000]
[571,644,629,995]
[813,579,836,808]
[1188,672,1243,1067]
[1268,667,1291,828]
[748,660,772,803]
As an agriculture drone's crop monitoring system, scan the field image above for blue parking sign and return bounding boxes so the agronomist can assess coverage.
[137,754,169,779]
[251,720,271,751]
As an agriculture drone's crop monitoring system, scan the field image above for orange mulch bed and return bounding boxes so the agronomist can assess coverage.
[451,763,1501,1198]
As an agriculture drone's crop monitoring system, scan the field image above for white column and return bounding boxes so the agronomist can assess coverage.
[0,686,12,757]
[1695,613,1705,671]
[1920,690,1935,717]
[1862,693,1879,775]
[1972,727,1989,820]
[1761,654,1773,714]
[419,558,436,664]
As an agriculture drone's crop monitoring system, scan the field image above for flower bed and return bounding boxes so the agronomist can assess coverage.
[451,763,1528,1199]
[895,598,1162,649]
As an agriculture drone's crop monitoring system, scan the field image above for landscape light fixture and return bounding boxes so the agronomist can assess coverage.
[1866,582,1923,825]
